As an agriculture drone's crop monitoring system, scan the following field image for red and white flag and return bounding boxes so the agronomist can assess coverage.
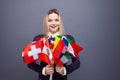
[38,39,52,65]
[22,36,83,66]
[22,40,44,64]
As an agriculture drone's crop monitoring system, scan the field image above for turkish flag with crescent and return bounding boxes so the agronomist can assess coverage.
[22,40,44,64]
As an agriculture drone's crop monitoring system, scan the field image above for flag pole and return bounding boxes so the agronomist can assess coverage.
[49,74,53,80]
[49,61,54,80]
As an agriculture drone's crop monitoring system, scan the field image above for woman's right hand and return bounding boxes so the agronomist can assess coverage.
[45,65,54,75]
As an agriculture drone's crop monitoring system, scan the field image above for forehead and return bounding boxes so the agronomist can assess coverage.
[48,13,59,19]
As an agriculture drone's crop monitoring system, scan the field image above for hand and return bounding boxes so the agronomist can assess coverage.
[55,65,64,75]
[45,65,54,75]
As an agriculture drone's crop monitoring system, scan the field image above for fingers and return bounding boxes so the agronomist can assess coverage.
[45,65,64,75]
[55,66,64,75]
[45,65,54,75]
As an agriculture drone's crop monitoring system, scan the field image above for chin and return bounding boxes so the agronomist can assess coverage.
[51,29,58,32]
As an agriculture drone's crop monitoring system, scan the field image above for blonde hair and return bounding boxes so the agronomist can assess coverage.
[43,9,65,36]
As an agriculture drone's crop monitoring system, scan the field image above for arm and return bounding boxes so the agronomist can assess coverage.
[27,61,47,73]
[27,34,47,74]
[55,35,80,75]
[65,35,80,74]
[65,58,80,74]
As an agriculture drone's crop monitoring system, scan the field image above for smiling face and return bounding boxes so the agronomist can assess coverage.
[43,9,65,35]
[47,13,60,34]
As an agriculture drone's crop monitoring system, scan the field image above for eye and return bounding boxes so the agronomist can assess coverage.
[48,19,52,22]
[55,19,59,22]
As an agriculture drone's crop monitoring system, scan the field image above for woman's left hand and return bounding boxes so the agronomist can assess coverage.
[55,65,64,75]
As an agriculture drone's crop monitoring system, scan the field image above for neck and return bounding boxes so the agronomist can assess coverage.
[48,31,60,37]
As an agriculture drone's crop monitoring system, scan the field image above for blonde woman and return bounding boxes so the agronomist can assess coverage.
[27,9,80,80]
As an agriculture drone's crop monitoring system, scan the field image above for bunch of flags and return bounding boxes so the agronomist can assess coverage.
[22,35,83,66]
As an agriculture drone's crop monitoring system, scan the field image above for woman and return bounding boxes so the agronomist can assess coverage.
[27,9,80,80]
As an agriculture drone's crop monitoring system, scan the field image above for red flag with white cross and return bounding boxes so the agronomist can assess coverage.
[22,40,44,64]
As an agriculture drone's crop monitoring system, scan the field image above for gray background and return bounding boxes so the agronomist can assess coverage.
[0,0,120,80]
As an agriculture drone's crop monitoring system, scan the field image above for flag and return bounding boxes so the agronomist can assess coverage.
[70,42,83,58]
[22,40,44,64]
[38,39,52,65]
[52,35,83,65]
[22,35,83,66]
[57,52,71,66]
[52,36,64,62]
[62,36,83,59]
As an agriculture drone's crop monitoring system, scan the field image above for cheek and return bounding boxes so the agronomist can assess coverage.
[47,23,52,28]
[56,22,60,26]
[47,22,51,26]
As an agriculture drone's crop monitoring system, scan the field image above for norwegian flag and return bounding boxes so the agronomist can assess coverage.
[22,40,44,64]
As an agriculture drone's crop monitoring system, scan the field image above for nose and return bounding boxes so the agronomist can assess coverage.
[52,20,56,25]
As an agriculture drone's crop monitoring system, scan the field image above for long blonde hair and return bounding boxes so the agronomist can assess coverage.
[43,9,65,36]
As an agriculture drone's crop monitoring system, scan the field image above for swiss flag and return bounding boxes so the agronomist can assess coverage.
[22,40,44,64]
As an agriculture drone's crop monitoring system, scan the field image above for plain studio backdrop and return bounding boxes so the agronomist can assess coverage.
[0,0,120,80]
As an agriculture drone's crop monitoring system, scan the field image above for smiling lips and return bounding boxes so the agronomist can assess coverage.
[50,25,57,28]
